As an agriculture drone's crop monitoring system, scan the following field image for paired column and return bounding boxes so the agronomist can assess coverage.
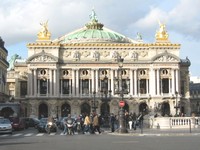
[134,69,137,96]
[33,69,37,96]
[49,69,53,96]
[156,69,160,95]
[149,68,156,96]
[175,69,179,93]
[110,69,114,95]
[27,69,33,96]
[129,69,134,96]
[91,69,95,92]
[72,69,76,96]
[75,69,79,96]
[95,69,99,93]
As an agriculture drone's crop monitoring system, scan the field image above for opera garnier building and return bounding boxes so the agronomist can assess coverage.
[6,10,191,119]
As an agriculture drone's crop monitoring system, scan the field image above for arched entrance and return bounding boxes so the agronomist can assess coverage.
[61,103,71,117]
[100,102,110,116]
[81,103,90,115]
[100,102,110,127]
[161,102,170,116]
[38,103,48,119]
[139,102,148,115]
[0,107,14,118]
[123,103,129,112]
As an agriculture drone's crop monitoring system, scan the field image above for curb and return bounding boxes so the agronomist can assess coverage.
[107,132,200,136]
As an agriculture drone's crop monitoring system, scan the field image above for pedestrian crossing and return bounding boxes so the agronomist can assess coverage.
[0,132,99,138]
[0,132,73,138]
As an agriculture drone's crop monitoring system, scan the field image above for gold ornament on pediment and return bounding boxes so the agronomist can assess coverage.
[155,21,169,41]
[37,20,51,40]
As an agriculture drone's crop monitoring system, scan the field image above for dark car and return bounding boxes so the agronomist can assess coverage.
[9,117,26,131]
[23,118,40,128]
[37,118,48,132]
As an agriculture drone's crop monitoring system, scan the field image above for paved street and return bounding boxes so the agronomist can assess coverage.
[0,128,200,150]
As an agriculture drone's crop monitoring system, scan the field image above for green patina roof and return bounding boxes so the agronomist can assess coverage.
[55,10,135,44]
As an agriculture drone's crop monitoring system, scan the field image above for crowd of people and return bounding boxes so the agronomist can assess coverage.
[46,111,144,135]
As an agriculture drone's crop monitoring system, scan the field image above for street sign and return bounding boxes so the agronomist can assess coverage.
[119,100,125,107]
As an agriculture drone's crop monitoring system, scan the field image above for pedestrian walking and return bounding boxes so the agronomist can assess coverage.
[132,112,137,130]
[110,113,115,132]
[83,113,91,134]
[128,112,133,130]
[92,113,101,134]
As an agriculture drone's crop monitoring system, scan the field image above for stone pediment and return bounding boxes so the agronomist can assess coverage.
[26,50,58,63]
[152,51,180,62]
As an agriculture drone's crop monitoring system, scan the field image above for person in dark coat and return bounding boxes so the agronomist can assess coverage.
[110,113,115,132]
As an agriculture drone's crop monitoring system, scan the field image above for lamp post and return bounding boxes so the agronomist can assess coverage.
[56,106,59,119]
[115,56,128,133]
[175,91,178,116]
[101,76,112,127]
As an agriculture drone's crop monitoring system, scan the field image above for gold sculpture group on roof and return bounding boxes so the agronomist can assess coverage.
[36,9,169,42]
[155,20,169,41]
[37,20,51,40]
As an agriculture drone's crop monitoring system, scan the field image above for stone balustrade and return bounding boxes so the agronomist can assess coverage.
[149,117,200,129]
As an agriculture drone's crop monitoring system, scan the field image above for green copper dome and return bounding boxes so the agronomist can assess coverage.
[56,10,134,44]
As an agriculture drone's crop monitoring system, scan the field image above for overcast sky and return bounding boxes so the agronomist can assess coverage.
[0,0,200,76]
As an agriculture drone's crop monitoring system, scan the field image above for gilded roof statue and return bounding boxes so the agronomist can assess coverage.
[155,21,169,41]
[37,20,51,40]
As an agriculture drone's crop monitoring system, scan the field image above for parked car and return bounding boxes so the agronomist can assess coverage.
[9,117,26,130]
[23,117,40,128]
[0,118,13,134]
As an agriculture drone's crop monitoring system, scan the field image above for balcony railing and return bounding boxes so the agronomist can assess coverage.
[150,117,200,129]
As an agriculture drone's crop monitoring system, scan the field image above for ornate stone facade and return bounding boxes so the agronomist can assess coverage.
[6,10,191,119]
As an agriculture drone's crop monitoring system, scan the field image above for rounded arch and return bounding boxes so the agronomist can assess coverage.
[161,102,170,116]
[123,102,129,113]
[139,102,148,115]
[81,103,91,115]
[100,102,110,116]
[0,107,14,118]
[38,103,48,119]
[61,103,71,117]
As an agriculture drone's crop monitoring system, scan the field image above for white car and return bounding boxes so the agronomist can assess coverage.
[0,118,13,134]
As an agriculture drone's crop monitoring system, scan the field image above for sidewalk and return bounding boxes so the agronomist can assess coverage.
[102,127,200,136]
